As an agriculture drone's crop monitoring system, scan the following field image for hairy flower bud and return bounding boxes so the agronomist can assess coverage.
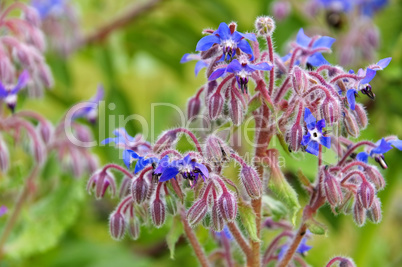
[151,198,166,228]
[320,99,340,126]
[187,199,208,226]
[109,211,126,240]
[218,191,237,222]
[187,96,201,120]
[286,123,303,152]
[353,104,368,129]
[131,177,150,204]
[365,166,385,190]
[255,16,275,36]
[292,66,309,94]
[211,202,224,232]
[357,181,375,209]
[343,109,360,137]
[38,119,53,144]
[87,170,117,199]
[153,130,178,153]
[119,176,131,199]
[323,170,343,206]
[229,92,244,125]
[353,201,366,227]
[240,165,262,199]
[366,196,382,223]
[127,216,141,240]
[24,6,41,28]
[204,135,231,166]
[208,92,224,120]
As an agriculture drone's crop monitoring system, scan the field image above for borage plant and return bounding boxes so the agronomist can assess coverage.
[92,16,399,267]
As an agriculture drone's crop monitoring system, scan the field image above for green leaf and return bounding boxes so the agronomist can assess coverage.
[245,96,262,117]
[306,218,328,236]
[238,202,260,242]
[4,176,85,259]
[166,215,184,259]
[262,195,288,221]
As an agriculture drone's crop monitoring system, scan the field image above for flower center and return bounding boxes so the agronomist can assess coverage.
[310,129,321,142]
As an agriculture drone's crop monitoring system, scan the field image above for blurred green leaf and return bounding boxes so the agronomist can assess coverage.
[166,215,184,259]
[238,201,260,242]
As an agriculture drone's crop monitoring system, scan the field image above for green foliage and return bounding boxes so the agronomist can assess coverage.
[238,201,260,242]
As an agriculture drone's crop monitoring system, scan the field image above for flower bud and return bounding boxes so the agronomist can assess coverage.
[255,16,275,36]
[292,66,309,94]
[150,198,166,228]
[353,104,368,129]
[208,92,224,120]
[240,166,262,199]
[366,196,382,224]
[24,6,41,28]
[218,191,237,222]
[119,176,131,199]
[38,63,54,88]
[87,170,117,199]
[343,109,360,137]
[127,216,141,240]
[187,96,201,120]
[109,211,126,240]
[357,181,375,209]
[353,201,366,227]
[165,194,178,215]
[0,139,9,172]
[365,166,385,190]
[211,202,224,232]
[320,99,340,126]
[202,213,211,229]
[323,170,343,206]
[131,177,150,204]
[339,258,356,267]
[153,130,178,153]
[286,123,303,152]
[229,92,244,125]
[187,199,208,226]
[204,135,231,166]
[38,119,53,144]
[272,1,291,21]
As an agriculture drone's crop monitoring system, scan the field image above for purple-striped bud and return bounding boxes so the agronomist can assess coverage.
[292,66,308,94]
[109,211,126,240]
[87,170,117,199]
[365,166,385,190]
[187,199,208,226]
[343,109,360,137]
[204,135,231,165]
[24,6,41,27]
[357,181,375,209]
[38,119,53,144]
[366,196,382,223]
[255,16,275,36]
[0,139,9,172]
[153,130,178,153]
[353,104,368,129]
[131,177,150,204]
[240,165,262,199]
[187,96,201,120]
[208,92,224,120]
[286,123,303,152]
[38,63,54,88]
[150,198,166,228]
[320,99,340,126]
[211,202,224,232]
[323,170,343,206]
[119,176,132,199]
[229,92,244,125]
[127,217,141,240]
[218,191,237,222]
[353,201,366,227]
[339,258,356,267]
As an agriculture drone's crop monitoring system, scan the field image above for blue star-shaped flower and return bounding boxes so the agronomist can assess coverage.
[154,154,209,185]
[180,53,209,76]
[356,138,402,168]
[102,128,151,155]
[31,0,65,19]
[278,236,312,260]
[208,59,272,92]
[73,85,104,123]
[196,22,256,61]
[123,150,159,173]
[301,108,331,156]
[0,70,30,112]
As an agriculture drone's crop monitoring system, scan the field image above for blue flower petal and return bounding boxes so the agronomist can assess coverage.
[376,57,391,69]
[307,53,329,67]
[296,29,311,47]
[92,85,104,102]
[238,32,257,42]
[194,162,209,178]
[237,39,254,59]
[159,166,180,182]
[0,82,8,98]
[389,139,402,150]
[356,152,369,163]
[180,53,191,63]
[347,89,357,110]
[154,155,170,175]
[226,59,243,73]
[306,141,319,156]
[215,22,231,40]
[370,138,393,155]
[313,36,335,49]
[11,70,30,94]
[297,237,312,254]
[209,67,227,81]
[316,119,326,133]
[101,138,116,145]
[320,136,331,149]
[123,149,139,169]
[360,68,376,84]
[196,35,221,51]
[248,62,272,71]
[301,132,311,146]
[304,108,316,130]
[134,157,158,174]
[195,61,208,76]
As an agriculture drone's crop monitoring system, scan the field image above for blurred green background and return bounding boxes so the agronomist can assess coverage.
[1,0,402,266]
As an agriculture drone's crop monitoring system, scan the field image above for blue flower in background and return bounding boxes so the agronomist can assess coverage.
[215,226,233,240]
[358,0,388,17]
[278,236,312,259]
[154,154,209,185]
[31,0,65,19]
[318,0,354,12]
[356,138,402,168]
[102,128,152,155]
[123,150,159,173]
[0,70,30,112]
[196,22,256,61]
[180,53,209,76]
[301,108,331,156]
[208,59,272,92]
[73,85,104,124]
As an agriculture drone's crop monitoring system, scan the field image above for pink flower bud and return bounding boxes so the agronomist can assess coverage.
[119,176,131,199]
[187,96,201,120]
[357,181,375,209]
[0,139,9,172]
[153,130,178,153]
[343,109,360,137]
[127,217,141,240]
[38,119,53,144]
[218,191,237,222]
[320,99,340,126]
[292,66,308,94]
[286,123,303,152]
[208,92,224,120]
[323,170,343,206]
[131,177,150,204]
[272,1,291,21]
[187,199,208,226]
[24,6,41,28]
[150,198,166,228]
[204,135,231,165]
[87,170,117,199]
[38,63,54,88]
[240,166,262,199]
[109,211,126,240]
[0,55,15,82]
[352,104,368,129]
[229,91,244,125]
[255,16,275,36]
[365,166,385,190]
[353,201,366,227]
[366,196,382,224]
[211,202,224,232]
